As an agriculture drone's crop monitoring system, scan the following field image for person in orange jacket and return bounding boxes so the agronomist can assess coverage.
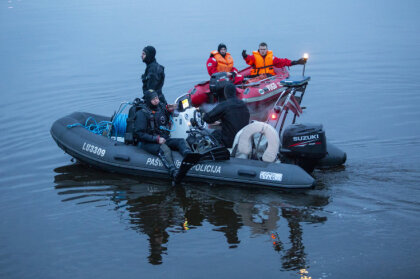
[207,43,243,84]
[242,42,306,77]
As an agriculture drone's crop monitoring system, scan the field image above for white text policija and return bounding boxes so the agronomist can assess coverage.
[146,158,222,174]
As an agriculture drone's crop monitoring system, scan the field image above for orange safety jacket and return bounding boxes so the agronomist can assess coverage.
[211,50,234,72]
[250,50,275,76]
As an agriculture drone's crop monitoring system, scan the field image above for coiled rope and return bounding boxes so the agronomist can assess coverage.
[112,113,128,137]
[66,117,113,135]
[67,102,130,138]
[67,101,175,137]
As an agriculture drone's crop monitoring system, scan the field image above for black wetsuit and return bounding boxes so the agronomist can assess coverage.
[134,102,189,155]
[142,46,166,104]
[134,96,191,177]
[203,96,250,148]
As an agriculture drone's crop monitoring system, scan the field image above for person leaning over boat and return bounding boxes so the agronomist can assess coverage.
[134,90,192,179]
[201,83,250,148]
[207,43,243,84]
[242,42,306,77]
[141,45,167,104]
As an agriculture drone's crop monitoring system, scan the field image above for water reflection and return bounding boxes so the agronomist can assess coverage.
[54,163,329,268]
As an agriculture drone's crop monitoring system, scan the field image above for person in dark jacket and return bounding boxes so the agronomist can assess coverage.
[202,83,250,148]
[142,45,166,104]
[134,90,192,179]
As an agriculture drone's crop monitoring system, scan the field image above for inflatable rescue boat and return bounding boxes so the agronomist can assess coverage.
[51,71,346,190]
[51,111,316,189]
[189,66,290,121]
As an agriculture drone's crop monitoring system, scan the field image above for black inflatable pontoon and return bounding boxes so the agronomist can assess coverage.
[51,112,315,189]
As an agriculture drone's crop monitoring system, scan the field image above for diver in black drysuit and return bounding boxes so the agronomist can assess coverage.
[141,45,167,104]
[134,90,192,179]
[202,83,250,148]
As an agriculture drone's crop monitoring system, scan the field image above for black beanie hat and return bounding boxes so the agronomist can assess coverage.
[218,43,227,52]
[224,83,237,99]
[143,45,156,64]
[144,89,158,105]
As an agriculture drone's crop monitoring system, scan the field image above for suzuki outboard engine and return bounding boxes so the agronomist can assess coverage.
[281,123,327,173]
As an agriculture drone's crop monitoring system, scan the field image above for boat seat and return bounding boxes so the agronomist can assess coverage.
[280,76,311,87]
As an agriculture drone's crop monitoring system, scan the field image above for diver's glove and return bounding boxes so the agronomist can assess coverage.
[242,50,248,59]
[166,104,176,113]
[291,58,306,65]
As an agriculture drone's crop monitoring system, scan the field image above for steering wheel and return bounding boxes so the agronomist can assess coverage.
[193,109,205,129]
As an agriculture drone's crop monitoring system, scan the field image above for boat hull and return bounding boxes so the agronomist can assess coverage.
[51,112,315,190]
[189,67,290,121]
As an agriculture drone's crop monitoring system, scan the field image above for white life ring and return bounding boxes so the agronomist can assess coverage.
[232,121,280,162]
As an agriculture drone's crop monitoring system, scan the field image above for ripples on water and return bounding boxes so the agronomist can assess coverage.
[1,0,420,278]
[52,164,330,267]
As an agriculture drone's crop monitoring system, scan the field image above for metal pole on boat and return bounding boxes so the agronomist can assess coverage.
[275,90,294,134]
[302,53,309,76]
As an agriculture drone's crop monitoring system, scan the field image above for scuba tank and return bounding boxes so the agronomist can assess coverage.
[124,98,145,145]
[124,98,171,145]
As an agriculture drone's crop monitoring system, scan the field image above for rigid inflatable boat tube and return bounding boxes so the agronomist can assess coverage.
[235,121,280,163]
[316,142,347,168]
[51,112,316,189]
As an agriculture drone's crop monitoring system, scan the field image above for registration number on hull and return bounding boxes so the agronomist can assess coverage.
[260,171,283,182]
[82,142,106,157]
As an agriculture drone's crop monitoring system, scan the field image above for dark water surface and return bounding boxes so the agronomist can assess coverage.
[1,0,420,278]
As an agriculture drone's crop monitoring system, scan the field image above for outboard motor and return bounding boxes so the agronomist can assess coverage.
[209,72,230,103]
[280,123,327,173]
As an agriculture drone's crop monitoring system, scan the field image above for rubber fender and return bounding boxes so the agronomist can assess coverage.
[234,121,280,162]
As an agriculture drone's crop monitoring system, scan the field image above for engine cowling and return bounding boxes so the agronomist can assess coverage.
[281,123,327,172]
[282,123,327,158]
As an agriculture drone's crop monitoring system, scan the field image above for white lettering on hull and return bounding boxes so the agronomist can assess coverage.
[265,82,278,91]
[145,157,164,167]
[192,163,221,174]
[82,142,106,157]
[145,158,222,174]
[259,171,283,182]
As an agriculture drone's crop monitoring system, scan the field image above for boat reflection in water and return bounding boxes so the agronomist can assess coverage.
[54,163,329,268]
